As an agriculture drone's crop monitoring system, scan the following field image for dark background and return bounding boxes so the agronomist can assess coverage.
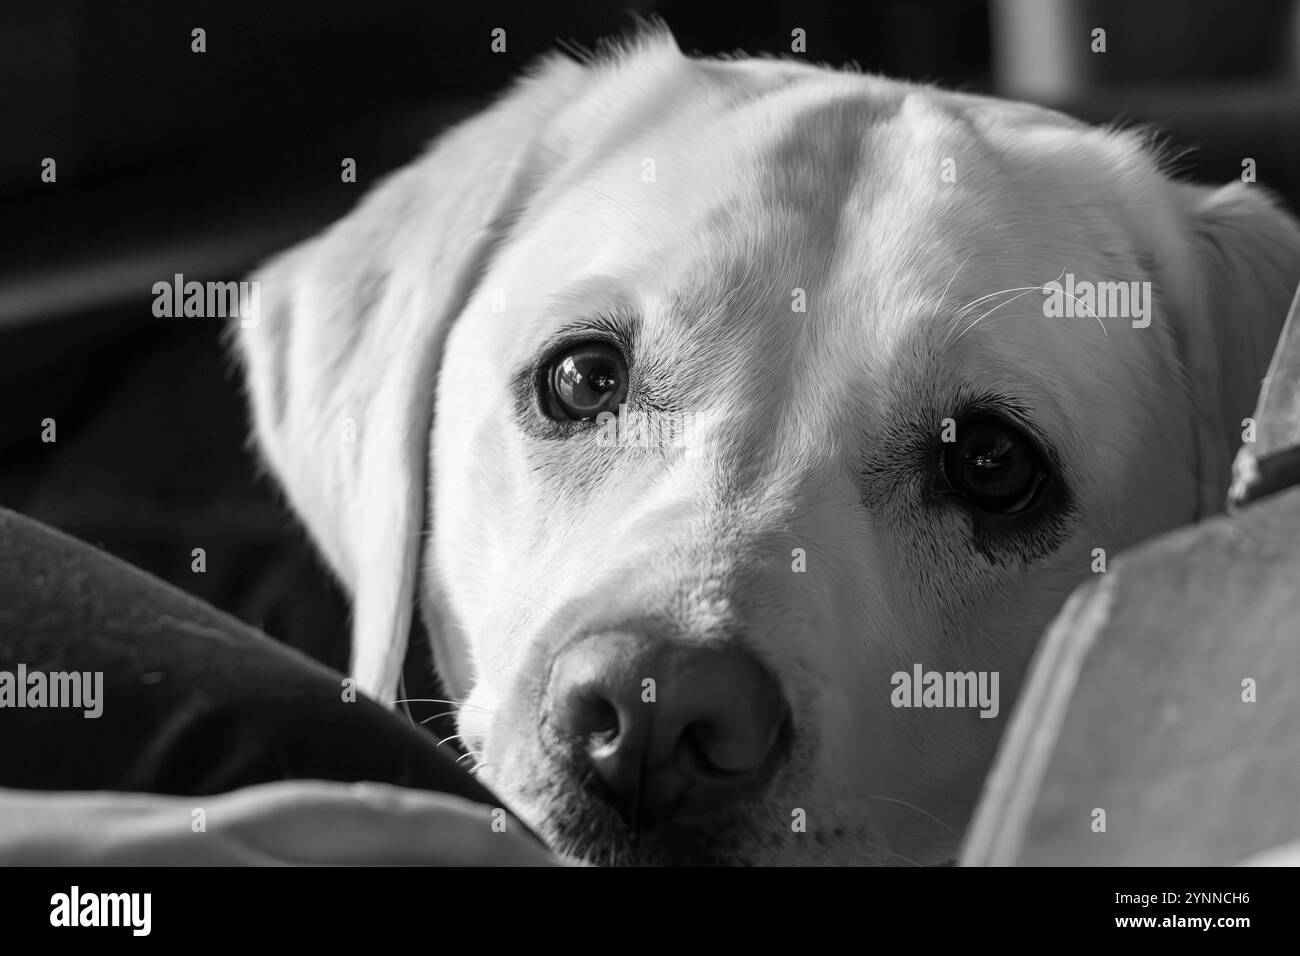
[3,0,1298,675]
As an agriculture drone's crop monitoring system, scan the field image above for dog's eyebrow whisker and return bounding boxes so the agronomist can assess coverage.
[954,281,1112,343]
[933,248,977,321]
[942,285,1043,346]
[940,291,1028,348]
[946,266,1115,344]
[1048,288,1110,337]
[949,309,1022,342]
[950,269,1072,343]
[951,284,1040,319]
[945,268,1063,328]
[953,285,1042,343]
[864,794,956,835]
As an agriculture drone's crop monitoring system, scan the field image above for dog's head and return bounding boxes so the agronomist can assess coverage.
[236,32,1300,865]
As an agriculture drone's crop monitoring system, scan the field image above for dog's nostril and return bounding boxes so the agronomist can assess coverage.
[681,713,787,777]
[681,720,745,777]
[555,686,621,740]
[588,696,619,738]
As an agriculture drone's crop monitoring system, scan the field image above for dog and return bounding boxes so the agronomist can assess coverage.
[232,30,1300,865]
[7,30,1297,866]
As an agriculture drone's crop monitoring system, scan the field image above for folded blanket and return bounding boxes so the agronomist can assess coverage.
[0,506,491,808]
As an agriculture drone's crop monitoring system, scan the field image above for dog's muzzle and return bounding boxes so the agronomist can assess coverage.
[543,631,791,833]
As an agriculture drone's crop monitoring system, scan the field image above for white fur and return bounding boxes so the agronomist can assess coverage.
[235,32,1300,864]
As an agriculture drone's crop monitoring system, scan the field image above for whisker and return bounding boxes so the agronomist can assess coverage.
[951,283,1043,319]
[1049,288,1110,337]
[392,698,494,713]
[942,267,1109,344]
[933,248,976,320]
[887,850,925,867]
[946,268,1064,323]
[954,285,1042,342]
[959,282,1109,340]
[864,794,956,835]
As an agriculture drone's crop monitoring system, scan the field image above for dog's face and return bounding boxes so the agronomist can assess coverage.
[237,36,1300,865]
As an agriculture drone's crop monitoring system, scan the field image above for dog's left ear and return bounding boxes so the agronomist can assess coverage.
[1174,182,1300,515]
[232,53,592,703]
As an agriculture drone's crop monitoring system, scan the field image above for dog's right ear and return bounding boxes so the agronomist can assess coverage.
[231,52,592,704]
[1171,182,1300,516]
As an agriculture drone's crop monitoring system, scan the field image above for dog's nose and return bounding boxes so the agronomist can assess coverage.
[546,633,789,828]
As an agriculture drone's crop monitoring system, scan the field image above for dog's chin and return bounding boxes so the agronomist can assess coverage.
[506,765,776,866]
[498,759,960,865]
[550,822,756,867]
[540,795,768,867]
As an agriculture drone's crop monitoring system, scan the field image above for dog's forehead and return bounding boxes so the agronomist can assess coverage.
[476,56,1166,464]
[499,69,966,343]
[501,59,1129,343]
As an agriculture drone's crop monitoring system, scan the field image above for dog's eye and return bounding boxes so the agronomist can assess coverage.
[940,414,1047,515]
[546,342,628,420]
